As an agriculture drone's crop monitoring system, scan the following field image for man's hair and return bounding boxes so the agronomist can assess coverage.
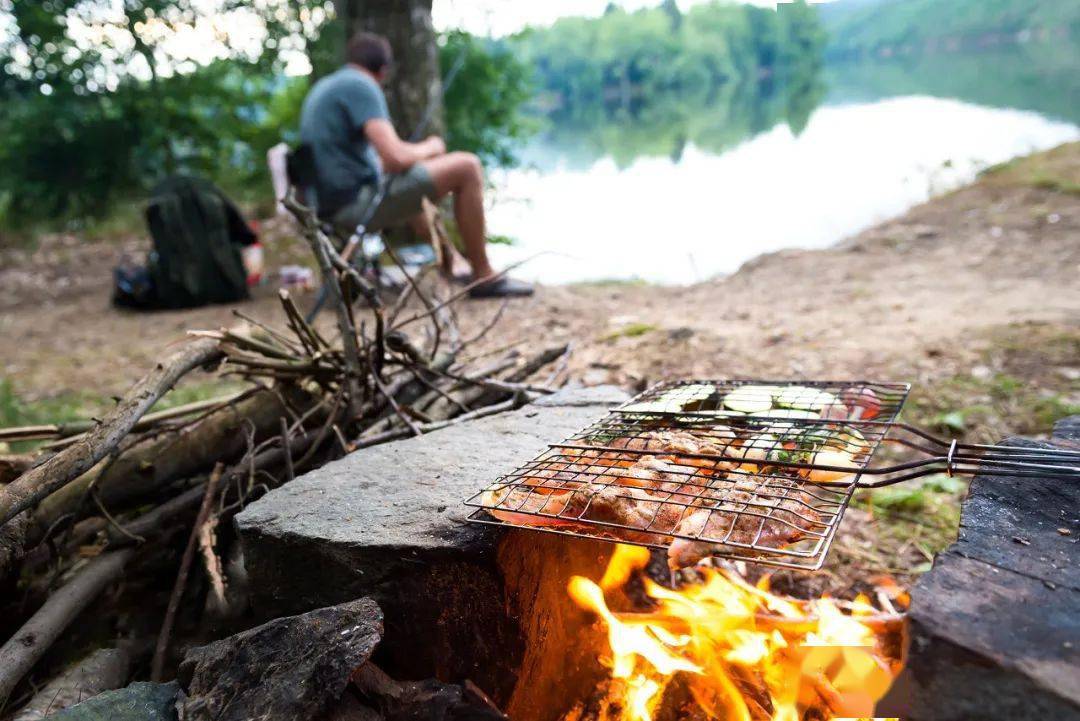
[346,32,392,74]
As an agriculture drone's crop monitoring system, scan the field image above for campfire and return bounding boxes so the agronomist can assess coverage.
[562,545,905,721]
[456,379,1076,721]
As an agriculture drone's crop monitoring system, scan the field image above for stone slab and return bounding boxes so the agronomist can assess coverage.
[44,682,179,721]
[179,597,381,721]
[234,385,627,698]
[879,416,1080,720]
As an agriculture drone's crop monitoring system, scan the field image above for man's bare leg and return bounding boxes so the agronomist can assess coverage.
[421,152,495,280]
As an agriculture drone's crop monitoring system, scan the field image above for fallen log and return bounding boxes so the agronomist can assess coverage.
[4,424,325,705]
[0,454,36,484]
[107,427,322,548]
[11,646,131,721]
[0,548,136,706]
[0,510,30,585]
[0,338,223,528]
[28,385,317,548]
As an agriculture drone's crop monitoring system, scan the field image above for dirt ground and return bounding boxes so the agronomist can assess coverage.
[1,143,1078,592]
[3,144,1077,404]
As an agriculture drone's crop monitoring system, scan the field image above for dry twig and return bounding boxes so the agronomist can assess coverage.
[151,464,224,682]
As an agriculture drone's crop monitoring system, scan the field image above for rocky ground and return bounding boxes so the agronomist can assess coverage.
[1,142,1078,586]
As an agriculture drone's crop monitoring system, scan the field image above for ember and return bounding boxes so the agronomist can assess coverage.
[565,545,904,721]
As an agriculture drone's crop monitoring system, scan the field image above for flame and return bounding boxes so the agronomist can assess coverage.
[567,546,902,721]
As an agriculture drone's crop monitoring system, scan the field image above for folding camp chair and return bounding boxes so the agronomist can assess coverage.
[286,145,458,323]
[285,145,389,322]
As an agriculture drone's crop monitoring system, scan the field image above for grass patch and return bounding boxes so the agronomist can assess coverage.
[979,142,1080,196]
[0,379,93,430]
[601,322,658,342]
[859,474,965,515]
[842,474,967,578]
[572,277,652,289]
[1030,175,1080,196]
[901,324,1080,444]
[909,372,1078,443]
[0,377,246,452]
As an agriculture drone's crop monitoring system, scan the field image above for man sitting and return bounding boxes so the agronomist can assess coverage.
[299,31,533,298]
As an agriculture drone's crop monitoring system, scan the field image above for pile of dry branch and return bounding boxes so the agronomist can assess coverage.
[0,196,566,716]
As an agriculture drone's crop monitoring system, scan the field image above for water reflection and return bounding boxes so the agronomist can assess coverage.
[489,43,1080,284]
[520,71,825,172]
[825,42,1080,125]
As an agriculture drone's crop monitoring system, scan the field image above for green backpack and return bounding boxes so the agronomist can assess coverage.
[144,175,255,309]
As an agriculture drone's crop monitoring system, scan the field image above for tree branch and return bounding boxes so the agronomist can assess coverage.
[0,548,136,705]
[0,338,222,529]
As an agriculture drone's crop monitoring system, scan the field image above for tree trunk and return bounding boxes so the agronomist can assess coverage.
[340,0,444,138]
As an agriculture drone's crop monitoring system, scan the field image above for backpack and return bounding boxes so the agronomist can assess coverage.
[138,175,255,309]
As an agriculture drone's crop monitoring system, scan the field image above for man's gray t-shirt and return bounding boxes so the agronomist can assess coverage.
[299,66,389,217]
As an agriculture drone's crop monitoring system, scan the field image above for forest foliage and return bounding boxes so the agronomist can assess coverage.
[510,0,824,112]
[0,0,825,234]
[0,0,536,232]
[819,0,1080,58]
[501,0,826,171]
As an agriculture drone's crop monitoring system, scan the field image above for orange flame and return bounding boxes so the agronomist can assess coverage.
[567,545,902,721]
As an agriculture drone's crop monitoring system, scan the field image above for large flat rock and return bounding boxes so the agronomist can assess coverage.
[880,416,1080,720]
[235,385,627,698]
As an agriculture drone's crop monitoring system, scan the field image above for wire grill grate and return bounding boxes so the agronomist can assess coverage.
[465,379,909,571]
[464,378,1080,570]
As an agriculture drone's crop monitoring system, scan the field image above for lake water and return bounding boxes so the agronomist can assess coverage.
[486,48,1080,284]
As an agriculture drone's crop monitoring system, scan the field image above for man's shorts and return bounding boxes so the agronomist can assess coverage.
[331,164,437,235]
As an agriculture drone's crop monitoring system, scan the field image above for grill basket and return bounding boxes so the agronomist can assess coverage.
[465,379,1079,571]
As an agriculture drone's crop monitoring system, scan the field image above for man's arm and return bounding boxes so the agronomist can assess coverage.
[364,118,446,173]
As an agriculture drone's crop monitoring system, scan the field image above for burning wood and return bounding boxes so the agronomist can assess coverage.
[563,545,904,721]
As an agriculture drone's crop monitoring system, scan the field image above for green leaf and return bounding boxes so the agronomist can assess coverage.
[935,410,967,433]
[870,485,929,512]
[922,474,964,494]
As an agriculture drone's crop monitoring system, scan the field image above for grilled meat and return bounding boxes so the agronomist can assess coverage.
[483,452,696,535]
[481,434,825,569]
[667,476,823,569]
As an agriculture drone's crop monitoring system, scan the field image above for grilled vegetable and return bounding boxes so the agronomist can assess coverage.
[758,408,819,420]
[775,386,840,411]
[841,387,882,420]
[622,383,716,413]
[823,426,868,453]
[805,449,859,483]
[737,434,779,462]
[723,385,777,413]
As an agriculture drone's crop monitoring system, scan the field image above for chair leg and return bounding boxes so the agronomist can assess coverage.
[420,198,461,278]
[305,284,329,323]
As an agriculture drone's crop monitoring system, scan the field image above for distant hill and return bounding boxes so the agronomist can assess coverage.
[820,0,1080,58]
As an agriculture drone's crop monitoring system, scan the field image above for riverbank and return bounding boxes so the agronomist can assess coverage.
[2,142,1077,424]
